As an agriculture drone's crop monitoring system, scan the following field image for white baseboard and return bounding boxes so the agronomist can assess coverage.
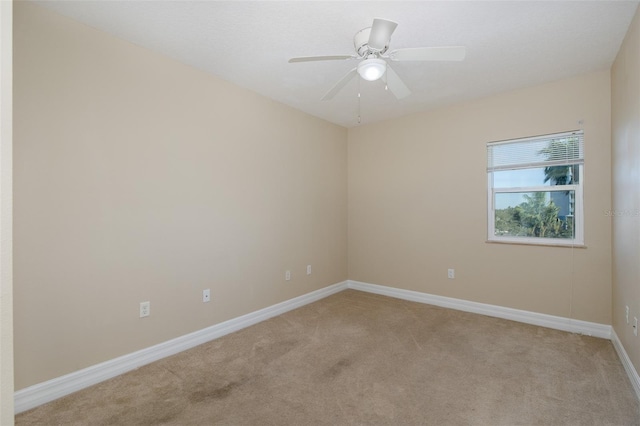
[16,280,635,413]
[347,280,612,339]
[611,329,640,400]
[14,280,348,414]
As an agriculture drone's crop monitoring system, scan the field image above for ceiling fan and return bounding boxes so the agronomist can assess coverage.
[288,18,466,101]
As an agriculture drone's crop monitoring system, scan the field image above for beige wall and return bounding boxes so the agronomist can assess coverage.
[348,71,612,324]
[13,2,347,390]
[1,0,14,423]
[612,7,640,373]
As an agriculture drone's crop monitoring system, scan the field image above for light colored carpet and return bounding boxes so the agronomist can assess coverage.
[16,290,640,425]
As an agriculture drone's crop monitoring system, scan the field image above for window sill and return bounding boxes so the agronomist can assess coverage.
[486,239,586,249]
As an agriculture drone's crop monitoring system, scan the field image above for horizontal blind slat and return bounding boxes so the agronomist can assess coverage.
[487,131,583,171]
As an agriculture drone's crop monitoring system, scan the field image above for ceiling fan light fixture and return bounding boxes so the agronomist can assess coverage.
[357,58,386,81]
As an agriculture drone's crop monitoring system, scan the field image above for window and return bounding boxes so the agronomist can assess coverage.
[487,131,584,246]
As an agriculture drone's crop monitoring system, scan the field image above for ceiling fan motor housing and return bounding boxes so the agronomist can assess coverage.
[354,27,389,57]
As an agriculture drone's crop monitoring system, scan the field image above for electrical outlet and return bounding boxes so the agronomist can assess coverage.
[203,289,211,303]
[447,269,455,279]
[634,317,638,337]
[285,270,291,281]
[626,306,630,324]
[139,301,150,318]
[307,265,312,275]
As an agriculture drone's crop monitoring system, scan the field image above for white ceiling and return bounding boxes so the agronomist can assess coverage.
[35,1,639,128]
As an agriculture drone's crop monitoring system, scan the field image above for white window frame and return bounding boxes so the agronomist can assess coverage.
[487,131,584,246]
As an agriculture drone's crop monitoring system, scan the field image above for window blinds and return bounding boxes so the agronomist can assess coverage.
[487,130,584,172]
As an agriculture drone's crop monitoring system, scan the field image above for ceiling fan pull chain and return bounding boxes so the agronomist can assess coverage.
[357,78,362,124]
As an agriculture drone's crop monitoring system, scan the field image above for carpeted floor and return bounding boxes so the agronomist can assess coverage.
[16,290,640,425]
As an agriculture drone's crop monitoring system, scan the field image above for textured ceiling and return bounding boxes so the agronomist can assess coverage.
[35,1,639,128]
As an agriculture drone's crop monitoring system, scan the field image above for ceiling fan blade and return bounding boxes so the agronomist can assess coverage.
[388,46,466,62]
[368,18,398,51]
[289,55,356,63]
[322,68,358,101]
[385,65,411,99]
